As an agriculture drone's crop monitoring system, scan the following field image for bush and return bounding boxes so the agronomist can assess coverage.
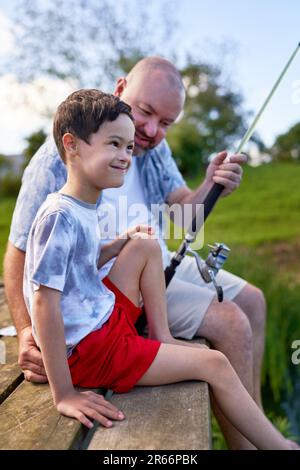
[0,173,21,197]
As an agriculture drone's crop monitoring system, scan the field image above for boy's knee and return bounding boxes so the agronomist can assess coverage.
[125,238,162,267]
[128,237,161,256]
[207,349,231,379]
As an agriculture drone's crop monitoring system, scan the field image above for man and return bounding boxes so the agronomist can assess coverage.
[4,57,266,449]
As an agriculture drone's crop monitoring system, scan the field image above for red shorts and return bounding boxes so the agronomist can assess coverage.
[68,277,161,393]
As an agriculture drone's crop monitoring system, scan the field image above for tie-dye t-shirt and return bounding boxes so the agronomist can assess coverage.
[23,192,115,356]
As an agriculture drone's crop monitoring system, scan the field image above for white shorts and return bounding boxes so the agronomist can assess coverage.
[165,252,247,339]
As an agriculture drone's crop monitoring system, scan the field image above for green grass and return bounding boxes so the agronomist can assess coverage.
[0,197,16,277]
[169,162,300,249]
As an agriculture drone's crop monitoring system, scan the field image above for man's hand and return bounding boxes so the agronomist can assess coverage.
[56,390,125,429]
[18,325,48,383]
[205,150,247,197]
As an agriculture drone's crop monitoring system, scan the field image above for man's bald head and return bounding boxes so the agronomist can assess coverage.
[126,56,185,96]
[114,56,185,155]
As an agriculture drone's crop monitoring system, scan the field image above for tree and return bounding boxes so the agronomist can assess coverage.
[3,0,178,89]
[0,155,12,173]
[271,122,300,162]
[23,129,47,168]
[167,61,249,176]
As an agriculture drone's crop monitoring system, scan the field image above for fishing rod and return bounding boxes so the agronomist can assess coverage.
[164,42,300,300]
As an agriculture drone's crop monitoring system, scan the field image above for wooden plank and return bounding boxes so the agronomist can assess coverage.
[0,287,93,450]
[88,339,211,450]
[88,381,211,450]
[0,381,89,450]
[0,287,23,403]
[0,337,23,404]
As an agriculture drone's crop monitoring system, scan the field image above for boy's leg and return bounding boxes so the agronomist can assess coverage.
[136,344,292,450]
[108,238,257,448]
[107,238,176,342]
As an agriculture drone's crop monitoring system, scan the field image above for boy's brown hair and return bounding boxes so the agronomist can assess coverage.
[53,89,134,162]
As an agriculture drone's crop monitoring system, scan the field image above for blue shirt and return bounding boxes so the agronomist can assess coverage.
[9,137,186,252]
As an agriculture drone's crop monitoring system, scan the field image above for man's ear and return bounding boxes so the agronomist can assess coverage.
[114,77,127,97]
[62,133,78,157]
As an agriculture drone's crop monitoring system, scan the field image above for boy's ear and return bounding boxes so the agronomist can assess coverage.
[114,77,127,97]
[62,133,78,157]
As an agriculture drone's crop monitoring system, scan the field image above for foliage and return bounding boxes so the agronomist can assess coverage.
[271,121,300,161]
[3,0,178,89]
[0,155,13,172]
[0,174,21,198]
[23,129,47,169]
[167,61,249,176]
[0,197,16,272]
[0,156,19,198]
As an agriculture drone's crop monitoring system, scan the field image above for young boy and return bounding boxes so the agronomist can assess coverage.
[24,89,298,449]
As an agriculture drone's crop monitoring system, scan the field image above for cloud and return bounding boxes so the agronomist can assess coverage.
[0,74,77,154]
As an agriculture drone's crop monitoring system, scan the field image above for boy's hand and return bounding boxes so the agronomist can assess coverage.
[123,225,155,240]
[56,390,125,429]
[18,325,48,383]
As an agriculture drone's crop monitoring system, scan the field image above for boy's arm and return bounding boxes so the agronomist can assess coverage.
[97,225,154,269]
[3,242,47,383]
[34,285,124,428]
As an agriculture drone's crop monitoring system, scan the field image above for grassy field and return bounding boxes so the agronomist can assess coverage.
[0,197,16,275]
[1,162,300,445]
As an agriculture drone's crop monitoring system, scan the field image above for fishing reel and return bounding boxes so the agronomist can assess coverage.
[186,243,230,302]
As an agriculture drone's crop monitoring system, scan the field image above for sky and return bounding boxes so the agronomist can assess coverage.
[0,0,299,154]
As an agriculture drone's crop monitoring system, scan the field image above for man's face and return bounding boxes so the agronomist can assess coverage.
[115,71,185,155]
[75,113,135,191]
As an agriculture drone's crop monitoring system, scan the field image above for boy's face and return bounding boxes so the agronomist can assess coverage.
[75,113,135,191]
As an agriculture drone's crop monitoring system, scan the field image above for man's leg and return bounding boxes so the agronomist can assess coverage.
[197,297,257,449]
[233,284,266,408]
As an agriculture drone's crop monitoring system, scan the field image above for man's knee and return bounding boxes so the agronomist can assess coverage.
[199,299,253,351]
[235,283,267,331]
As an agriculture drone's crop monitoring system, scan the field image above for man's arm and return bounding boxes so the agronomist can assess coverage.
[34,286,124,429]
[3,242,47,382]
[167,151,247,207]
